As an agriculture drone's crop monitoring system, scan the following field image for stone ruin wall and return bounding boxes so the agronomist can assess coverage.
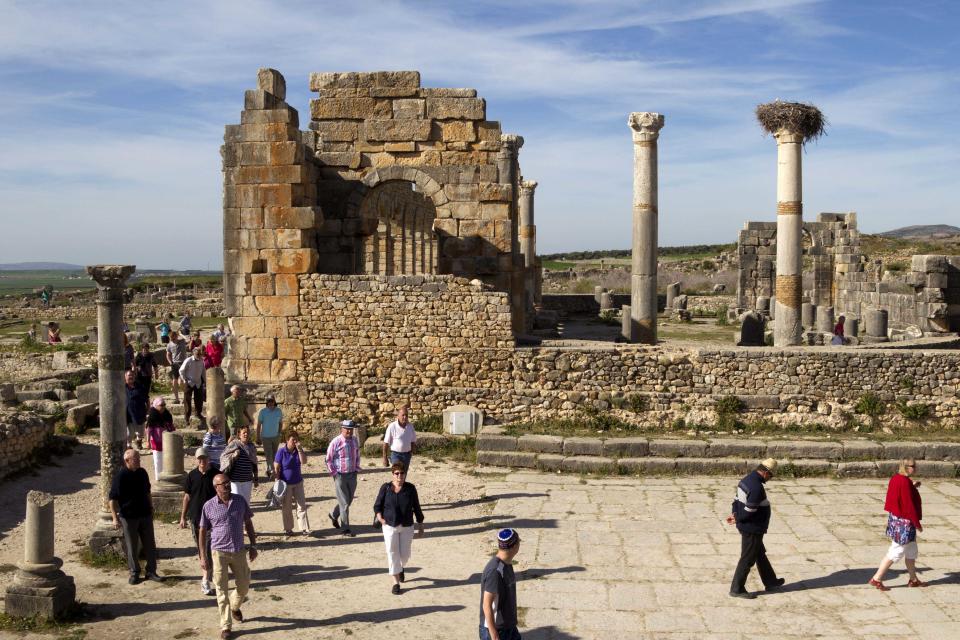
[737,213,960,333]
[222,68,540,389]
[0,411,52,478]
[266,272,960,429]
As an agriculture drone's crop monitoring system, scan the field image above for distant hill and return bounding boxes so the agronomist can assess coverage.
[0,262,84,271]
[876,225,960,239]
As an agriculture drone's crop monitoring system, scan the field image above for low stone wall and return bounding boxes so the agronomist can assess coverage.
[284,273,960,429]
[1,302,224,322]
[475,428,960,476]
[0,411,52,477]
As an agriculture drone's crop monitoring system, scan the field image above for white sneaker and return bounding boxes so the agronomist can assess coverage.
[201,580,215,596]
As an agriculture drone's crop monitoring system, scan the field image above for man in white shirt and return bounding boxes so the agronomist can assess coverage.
[381,405,417,471]
[179,347,207,427]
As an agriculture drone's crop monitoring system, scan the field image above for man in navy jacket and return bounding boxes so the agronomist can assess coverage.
[726,458,785,598]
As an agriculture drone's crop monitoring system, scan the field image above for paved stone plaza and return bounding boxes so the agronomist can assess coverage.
[2,447,960,639]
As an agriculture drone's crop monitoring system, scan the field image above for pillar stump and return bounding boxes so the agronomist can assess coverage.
[86,264,135,556]
[205,366,226,438]
[498,133,526,334]
[628,111,665,343]
[4,491,76,619]
[801,303,816,329]
[620,305,631,341]
[864,309,889,343]
[154,431,186,512]
[519,180,540,306]
[816,306,835,333]
[665,283,680,311]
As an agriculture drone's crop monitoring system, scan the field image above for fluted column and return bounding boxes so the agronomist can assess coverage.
[498,134,526,334]
[628,112,665,344]
[86,264,135,552]
[774,130,803,345]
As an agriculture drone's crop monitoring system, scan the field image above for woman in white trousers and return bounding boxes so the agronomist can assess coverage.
[374,462,424,595]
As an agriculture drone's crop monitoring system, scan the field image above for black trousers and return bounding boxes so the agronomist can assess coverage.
[120,515,158,577]
[731,531,778,593]
[184,385,205,422]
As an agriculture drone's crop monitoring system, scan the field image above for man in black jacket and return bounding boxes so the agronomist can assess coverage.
[726,458,785,598]
[109,448,161,584]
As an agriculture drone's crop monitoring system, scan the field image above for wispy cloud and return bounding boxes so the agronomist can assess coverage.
[0,0,957,266]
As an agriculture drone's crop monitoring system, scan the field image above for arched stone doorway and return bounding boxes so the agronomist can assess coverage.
[357,180,439,275]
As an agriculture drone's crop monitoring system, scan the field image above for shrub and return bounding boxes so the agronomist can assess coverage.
[572,279,596,294]
[715,395,743,430]
[895,401,930,422]
[626,394,648,413]
[716,305,729,326]
[417,413,443,433]
[854,392,885,418]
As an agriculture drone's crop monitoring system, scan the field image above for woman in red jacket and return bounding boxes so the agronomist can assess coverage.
[869,458,926,590]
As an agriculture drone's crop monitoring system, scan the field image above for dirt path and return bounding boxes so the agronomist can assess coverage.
[0,439,508,639]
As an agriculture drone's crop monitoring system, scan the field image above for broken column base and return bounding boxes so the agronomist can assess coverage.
[152,489,184,514]
[861,335,890,344]
[4,562,76,619]
[89,518,126,558]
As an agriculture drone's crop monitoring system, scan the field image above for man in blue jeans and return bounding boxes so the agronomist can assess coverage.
[479,528,522,640]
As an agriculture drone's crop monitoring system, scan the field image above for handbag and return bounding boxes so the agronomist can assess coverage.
[372,515,382,530]
[886,514,916,545]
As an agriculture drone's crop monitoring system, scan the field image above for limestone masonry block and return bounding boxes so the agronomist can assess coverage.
[262,317,290,339]
[246,359,271,382]
[309,71,420,91]
[254,295,299,317]
[240,106,299,127]
[841,440,882,460]
[560,456,617,474]
[517,434,563,454]
[476,450,537,468]
[619,458,677,474]
[261,248,318,273]
[240,208,263,229]
[310,97,391,120]
[271,359,298,381]
[313,121,358,142]
[649,439,708,458]
[247,337,276,359]
[766,440,842,461]
[563,437,604,456]
[317,152,362,169]
[264,206,319,230]
[602,438,650,458]
[277,338,303,360]
[249,273,274,296]
[274,273,299,296]
[275,229,310,249]
[235,165,306,185]
[257,68,286,100]
[437,120,476,142]
[480,202,510,221]
[478,183,512,202]
[363,119,432,142]
[706,439,766,458]
[244,89,284,111]
[426,98,486,120]
[393,99,425,119]
[477,434,518,451]
[236,141,303,166]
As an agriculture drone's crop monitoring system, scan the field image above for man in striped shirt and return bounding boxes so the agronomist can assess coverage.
[199,474,257,639]
[326,419,361,537]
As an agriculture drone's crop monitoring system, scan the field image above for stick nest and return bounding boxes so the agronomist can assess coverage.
[755,100,826,141]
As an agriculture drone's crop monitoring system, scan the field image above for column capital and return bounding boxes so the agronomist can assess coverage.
[86,265,136,289]
[628,112,664,143]
[500,133,524,152]
[773,129,804,145]
[520,180,538,194]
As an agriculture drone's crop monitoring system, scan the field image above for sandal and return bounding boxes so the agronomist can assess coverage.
[908,578,927,588]
[868,578,890,591]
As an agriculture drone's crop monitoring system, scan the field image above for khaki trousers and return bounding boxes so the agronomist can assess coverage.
[212,550,250,630]
[281,481,310,533]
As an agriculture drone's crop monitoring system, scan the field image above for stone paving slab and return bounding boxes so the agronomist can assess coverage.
[479,469,960,639]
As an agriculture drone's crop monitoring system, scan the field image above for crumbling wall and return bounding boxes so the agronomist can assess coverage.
[0,411,52,477]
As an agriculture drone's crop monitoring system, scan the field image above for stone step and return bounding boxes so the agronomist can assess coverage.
[477,426,960,463]
[475,450,959,478]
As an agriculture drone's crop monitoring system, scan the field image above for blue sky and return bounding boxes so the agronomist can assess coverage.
[0,0,957,269]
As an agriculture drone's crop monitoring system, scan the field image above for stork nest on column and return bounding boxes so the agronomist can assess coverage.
[755,100,826,142]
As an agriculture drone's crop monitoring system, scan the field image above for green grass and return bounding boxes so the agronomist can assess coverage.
[541,260,576,271]
[0,271,95,296]
[422,436,477,463]
[77,547,127,570]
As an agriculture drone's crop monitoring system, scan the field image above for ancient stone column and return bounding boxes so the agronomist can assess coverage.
[498,134,526,333]
[772,129,804,345]
[846,317,859,338]
[801,303,816,329]
[816,306,835,333]
[628,112,665,343]
[154,431,186,512]
[600,291,615,311]
[519,180,538,269]
[665,283,680,311]
[865,309,888,341]
[594,286,604,304]
[205,366,226,437]
[620,305,631,341]
[86,265,135,554]
[5,491,76,618]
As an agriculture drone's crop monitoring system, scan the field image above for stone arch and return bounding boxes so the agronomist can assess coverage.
[348,168,450,275]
